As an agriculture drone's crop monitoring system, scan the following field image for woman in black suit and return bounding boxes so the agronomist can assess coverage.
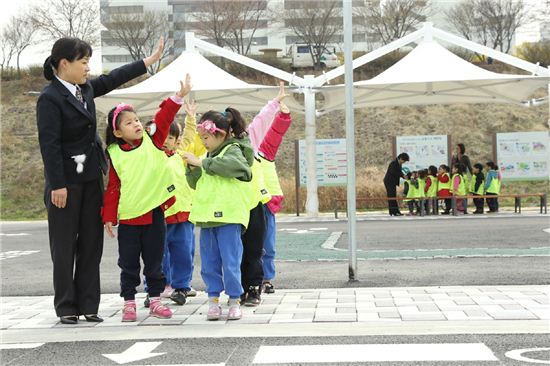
[383,153,409,216]
[37,37,164,324]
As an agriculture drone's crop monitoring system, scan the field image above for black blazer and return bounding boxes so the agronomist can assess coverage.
[37,60,147,190]
[383,158,403,187]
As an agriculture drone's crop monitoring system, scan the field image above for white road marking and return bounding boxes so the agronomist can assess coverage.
[321,231,343,250]
[252,343,498,363]
[103,342,165,364]
[543,228,550,234]
[0,251,40,261]
[505,347,550,364]
[0,343,44,349]
[0,233,30,236]
[310,228,328,231]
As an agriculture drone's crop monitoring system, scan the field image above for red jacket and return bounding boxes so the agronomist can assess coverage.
[258,111,292,214]
[102,97,182,225]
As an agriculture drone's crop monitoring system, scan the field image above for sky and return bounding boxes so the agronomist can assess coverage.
[0,0,545,75]
[0,0,103,74]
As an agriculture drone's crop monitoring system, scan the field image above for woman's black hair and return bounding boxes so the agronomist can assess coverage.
[439,164,450,172]
[105,105,136,148]
[43,37,92,81]
[200,107,248,139]
[473,163,483,171]
[169,121,181,140]
[457,143,466,155]
[428,165,438,176]
[397,152,410,162]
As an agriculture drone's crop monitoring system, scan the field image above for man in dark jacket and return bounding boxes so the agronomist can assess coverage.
[383,153,409,216]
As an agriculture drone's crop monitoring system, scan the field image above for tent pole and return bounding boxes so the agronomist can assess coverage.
[343,0,357,282]
[304,75,319,216]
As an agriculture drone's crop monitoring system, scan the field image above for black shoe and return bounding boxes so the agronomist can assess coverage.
[441,211,450,215]
[59,315,78,324]
[262,281,275,294]
[144,295,150,308]
[240,292,247,304]
[244,286,261,307]
[170,289,187,305]
[83,314,103,322]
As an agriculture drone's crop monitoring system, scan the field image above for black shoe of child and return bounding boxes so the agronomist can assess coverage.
[262,281,275,294]
[144,295,150,308]
[441,211,450,215]
[244,286,261,307]
[170,289,187,305]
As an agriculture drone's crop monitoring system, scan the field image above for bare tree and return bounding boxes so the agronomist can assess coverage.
[356,0,431,46]
[29,0,99,46]
[3,14,37,79]
[0,29,15,78]
[104,11,171,74]
[446,0,531,54]
[190,0,268,55]
[284,0,343,69]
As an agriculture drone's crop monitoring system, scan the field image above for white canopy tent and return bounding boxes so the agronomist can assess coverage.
[318,40,550,113]
[95,50,305,115]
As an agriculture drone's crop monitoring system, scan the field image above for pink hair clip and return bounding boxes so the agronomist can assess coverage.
[197,119,225,134]
[111,103,134,131]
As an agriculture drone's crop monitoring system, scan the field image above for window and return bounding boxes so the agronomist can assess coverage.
[297,45,310,53]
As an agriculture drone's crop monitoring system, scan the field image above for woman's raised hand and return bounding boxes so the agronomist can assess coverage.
[177,73,192,98]
[144,37,164,68]
[275,81,289,102]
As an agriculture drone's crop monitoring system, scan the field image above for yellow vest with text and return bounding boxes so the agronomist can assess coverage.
[108,133,175,220]
[164,153,195,217]
[451,173,467,196]
[438,173,451,191]
[259,155,283,196]
[249,158,271,208]
[189,144,251,228]
[426,176,438,198]
[469,174,484,195]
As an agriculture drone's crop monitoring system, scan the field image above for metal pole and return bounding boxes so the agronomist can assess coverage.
[304,75,319,216]
[343,0,357,282]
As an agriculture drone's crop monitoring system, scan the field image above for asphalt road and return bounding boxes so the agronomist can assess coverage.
[1,216,549,296]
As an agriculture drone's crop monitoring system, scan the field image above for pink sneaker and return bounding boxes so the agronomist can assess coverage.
[122,301,137,322]
[227,305,242,320]
[206,306,222,321]
[149,298,173,319]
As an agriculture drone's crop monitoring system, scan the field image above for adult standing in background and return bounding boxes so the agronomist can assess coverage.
[37,36,164,324]
[383,153,409,216]
[451,143,473,175]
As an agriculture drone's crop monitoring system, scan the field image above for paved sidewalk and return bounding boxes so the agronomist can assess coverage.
[1,285,548,336]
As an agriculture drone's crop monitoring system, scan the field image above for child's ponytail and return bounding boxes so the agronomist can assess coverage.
[224,107,247,138]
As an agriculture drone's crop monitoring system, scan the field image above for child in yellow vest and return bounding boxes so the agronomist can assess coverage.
[425,166,438,214]
[484,161,501,213]
[451,163,467,214]
[102,74,192,322]
[183,110,254,321]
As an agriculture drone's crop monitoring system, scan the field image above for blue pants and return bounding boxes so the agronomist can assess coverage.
[166,221,195,290]
[118,207,166,300]
[262,206,276,281]
[200,224,243,298]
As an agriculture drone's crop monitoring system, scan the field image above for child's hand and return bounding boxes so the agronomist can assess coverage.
[182,151,202,167]
[184,99,197,116]
[280,101,290,114]
[177,73,192,98]
[105,222,116,238]
[275,81,289,102]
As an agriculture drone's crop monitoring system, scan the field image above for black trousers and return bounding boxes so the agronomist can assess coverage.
[473,193,484,212]
[117,207,166,300]
[241,202,266,289]
[45,179,104,317]
[384,182,400,214]
[486,193,499,212]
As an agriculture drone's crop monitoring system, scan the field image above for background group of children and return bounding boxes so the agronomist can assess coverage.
[403,161,502,215]
[102,75,291,322]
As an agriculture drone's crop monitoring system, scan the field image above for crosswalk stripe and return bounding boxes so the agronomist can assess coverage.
[253,343,498,363]
[0,343,44,350]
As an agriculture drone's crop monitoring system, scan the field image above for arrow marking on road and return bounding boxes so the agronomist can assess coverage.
[103,342,165,364]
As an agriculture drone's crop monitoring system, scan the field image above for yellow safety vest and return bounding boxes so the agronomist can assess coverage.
[486,172,501,194]
[426,176,438,198]
[189,143,251,228]
[438,173,451,191]
[249,158,271,208]
[165,153,195,217]
[258,155,283,196]
[108,133,175,220]
[451,173,467,196]
[417,178,426,198]
[469,174,484,195]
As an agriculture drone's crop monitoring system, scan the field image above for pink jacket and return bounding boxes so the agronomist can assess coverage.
[247,99,280,153]
[258,111,292,213]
